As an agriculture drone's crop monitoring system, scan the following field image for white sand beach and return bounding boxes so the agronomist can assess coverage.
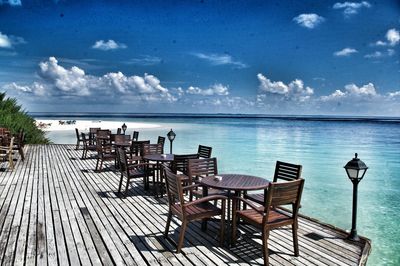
[37,119,161,132]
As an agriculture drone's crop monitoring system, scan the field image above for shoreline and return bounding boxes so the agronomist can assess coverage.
[36,119,161,132]
[31,112,400,123]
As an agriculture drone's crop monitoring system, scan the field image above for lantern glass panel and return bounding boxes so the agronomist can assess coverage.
[346,168,359,179]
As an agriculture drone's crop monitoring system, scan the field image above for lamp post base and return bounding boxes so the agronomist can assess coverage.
[347,229,360,241]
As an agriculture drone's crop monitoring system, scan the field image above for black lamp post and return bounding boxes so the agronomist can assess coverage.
[121,123,127,135]
[344,153,368,241]
[167,129,176,154]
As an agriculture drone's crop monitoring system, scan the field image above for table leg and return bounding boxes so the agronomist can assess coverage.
[201,185,208,231]
[230,191,241,246]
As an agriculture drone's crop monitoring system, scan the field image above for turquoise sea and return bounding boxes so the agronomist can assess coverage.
[34,113,400,265]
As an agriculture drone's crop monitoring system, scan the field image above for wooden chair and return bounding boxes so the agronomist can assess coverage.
[171,153,199,186]
[245,161,302,205]
[157,136,166,153]
[163,165,227,253]
[187,157,226,200]
[232,179,305,266]
[117,147,150,195]
[198,145,212,158]
[142,143,163,156]
[0,137,14,170]
[142,143,164,192]
[81,133,97,159]
[12,130,25,161]
[89,127,101,144]
[75,128,84,150]
[132,131,139,141]
[95,138,116,172]
[130,140,150,158]
[96,129,111,140]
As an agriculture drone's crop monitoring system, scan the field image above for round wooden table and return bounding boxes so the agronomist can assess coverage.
[200,174,270,239]
[143,154,174,197]
[200,174,270,192]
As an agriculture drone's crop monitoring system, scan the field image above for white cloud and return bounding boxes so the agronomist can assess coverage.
[386,28,400,46]
[192,53,247,68]
[0,0,21,6]
[293,14,325,29]
[0,33,12,48]
[334,47,358,57]
[186,83,229,96]
[92,40,127,51]
[373,40,387,46]
[4,57,175,103]
[388,91,400,98]
[365,49,395,59]
[0,32,26,49]
[257,73,313,101]
[123,56,162,66]
[333,1,371,16]
[372,28,400,48]
[344,83,377,96]
[3,82,47,96]
[321,83,377,101]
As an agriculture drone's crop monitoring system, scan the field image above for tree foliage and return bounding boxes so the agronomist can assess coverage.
[0,92,49,144]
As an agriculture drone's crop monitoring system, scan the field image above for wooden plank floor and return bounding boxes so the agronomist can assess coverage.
[0,144,371,265]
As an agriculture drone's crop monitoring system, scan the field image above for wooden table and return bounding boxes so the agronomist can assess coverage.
[143,154,174,197]
[200,174,270,239]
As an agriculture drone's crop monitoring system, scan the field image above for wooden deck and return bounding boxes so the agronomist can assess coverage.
[0,144,371,265]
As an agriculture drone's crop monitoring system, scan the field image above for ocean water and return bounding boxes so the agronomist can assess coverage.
[38,114,400,265]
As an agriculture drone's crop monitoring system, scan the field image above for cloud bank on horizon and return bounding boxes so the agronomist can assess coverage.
[4,56,400,115]
[0,0,399,115]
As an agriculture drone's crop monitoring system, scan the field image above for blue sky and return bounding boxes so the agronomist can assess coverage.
[0,0,399,115]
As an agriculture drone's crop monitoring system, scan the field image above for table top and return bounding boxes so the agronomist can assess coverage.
[200,174,270,191]
[143,154,174,162]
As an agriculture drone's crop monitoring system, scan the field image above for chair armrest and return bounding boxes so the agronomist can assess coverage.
[182,183,200,191]
[127,162,154,169]
[232,196,265,215]
[185,195,228,207]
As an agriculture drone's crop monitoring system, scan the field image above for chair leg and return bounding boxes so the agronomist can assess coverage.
[8,153,14,171]
[118,174,124,194]
[19,148,24,161]
[95,158,99,170]
[76,141,79,150]
[125,177,131,195]
[292,221,299,256]
[262,230,270,266]
[99,160,103,172]
[231,199,237,245]
[219,200,226,246]
[177,220,187,253]
[164,212,172,238]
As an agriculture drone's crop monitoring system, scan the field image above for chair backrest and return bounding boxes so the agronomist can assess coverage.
[117,128,122,134]
[117,147,129,174]
[264,179,305,218]
[163,164,185,209]
[198,145,212,158]
[157,136,165,149]
[273,161,302,182]
[142,143,163,156]
[187,157,218,181]
[114,134,131,144]
[97,129,111,138]
[130,140,150,156]
[132,131,139,141]
[171,153,199,174]
[75,128,80,139]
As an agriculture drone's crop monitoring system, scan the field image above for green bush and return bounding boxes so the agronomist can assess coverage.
[0,92,49,144]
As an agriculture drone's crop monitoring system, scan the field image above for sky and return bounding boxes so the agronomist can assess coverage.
[0,0,399,116]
